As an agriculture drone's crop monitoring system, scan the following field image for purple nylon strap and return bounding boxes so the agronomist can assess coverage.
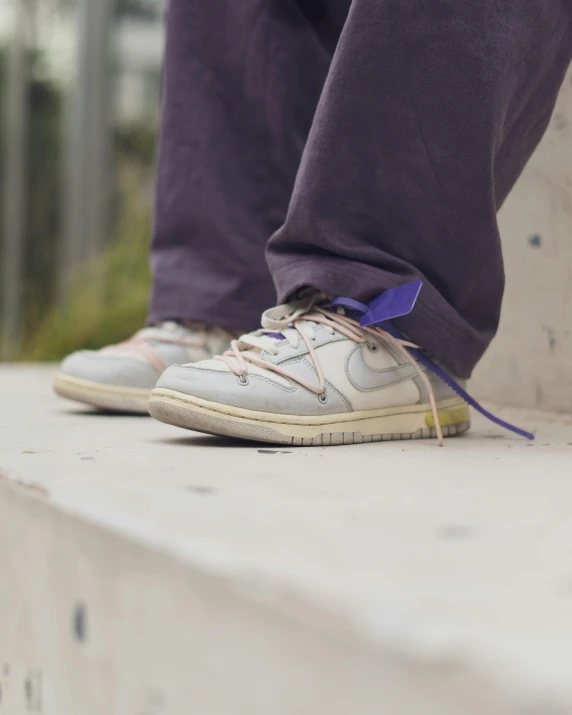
[332,283,535,441]
[330,297,369,321]
[409,349,535,441]
[360,281,423,327]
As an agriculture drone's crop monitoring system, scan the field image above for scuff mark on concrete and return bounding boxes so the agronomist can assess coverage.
[437,524,475,541]
[0,470,49,498]
[73,602,88,643]
[185,485,216,496]
[541,325,558,353]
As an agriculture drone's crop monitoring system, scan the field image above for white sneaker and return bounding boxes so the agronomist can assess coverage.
[54,322,235,414]
[148,296,471,445]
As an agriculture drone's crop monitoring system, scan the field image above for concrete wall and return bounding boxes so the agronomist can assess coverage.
[0,481,520,715]
[472,68,572,413]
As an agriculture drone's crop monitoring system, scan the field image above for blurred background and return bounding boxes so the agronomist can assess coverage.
[0,0,164,361]
[1,0,571,413]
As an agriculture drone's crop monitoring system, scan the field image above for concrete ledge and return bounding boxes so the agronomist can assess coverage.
[2,365,572,714]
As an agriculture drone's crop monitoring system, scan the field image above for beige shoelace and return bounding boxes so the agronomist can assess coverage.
[108,324,210,374]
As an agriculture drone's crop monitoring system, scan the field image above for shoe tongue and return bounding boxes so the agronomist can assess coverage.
[137,321,195,340]
[240,323,314,359]
[272,319,322,341]
[159,320,187,333]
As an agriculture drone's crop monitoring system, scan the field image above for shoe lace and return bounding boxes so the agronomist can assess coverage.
[215,298,535,447]
[108,323,210,374]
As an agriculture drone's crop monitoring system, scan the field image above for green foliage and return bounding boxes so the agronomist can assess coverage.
[17,172,152,361]
[24,52,65,312]
[116,0,162,22]
[0,43,158,362]
[115,119,157,165]
[0,44,65,333]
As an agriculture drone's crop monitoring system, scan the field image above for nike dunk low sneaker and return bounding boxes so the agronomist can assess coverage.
[148,295,472,445]
[54,322,234,414]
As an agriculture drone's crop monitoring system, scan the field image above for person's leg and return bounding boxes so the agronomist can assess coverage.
[55,0,351,413]
[150,0,572,445]
[267,0,572,378]
[149,0,345,331]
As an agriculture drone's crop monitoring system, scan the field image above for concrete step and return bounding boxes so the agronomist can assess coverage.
[1,364,572,715]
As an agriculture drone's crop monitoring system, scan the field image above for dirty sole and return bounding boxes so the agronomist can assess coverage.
[148,388,471,446]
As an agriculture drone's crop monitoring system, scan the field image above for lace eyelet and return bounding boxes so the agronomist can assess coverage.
[366,342,379,352]
[238,374,249,386]
[318,391,327,404]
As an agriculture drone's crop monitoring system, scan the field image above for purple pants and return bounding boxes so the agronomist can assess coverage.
[149,0,572,378]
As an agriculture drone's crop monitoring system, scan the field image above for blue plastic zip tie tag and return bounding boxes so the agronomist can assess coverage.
[360,281,422,327]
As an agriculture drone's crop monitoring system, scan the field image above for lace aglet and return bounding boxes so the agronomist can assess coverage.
[427,394,444,447]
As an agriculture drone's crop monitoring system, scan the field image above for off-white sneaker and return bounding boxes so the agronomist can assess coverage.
[54,322,234,414]
[148,296,471,445]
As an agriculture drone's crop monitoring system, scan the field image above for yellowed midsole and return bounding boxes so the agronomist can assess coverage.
[426,404,470,428]
[54,373,151,399]
[150,389,469,439]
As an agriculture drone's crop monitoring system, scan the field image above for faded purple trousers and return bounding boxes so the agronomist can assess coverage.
[149,0,572,378]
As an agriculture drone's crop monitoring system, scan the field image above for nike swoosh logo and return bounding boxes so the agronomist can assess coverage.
[346,344,419,391]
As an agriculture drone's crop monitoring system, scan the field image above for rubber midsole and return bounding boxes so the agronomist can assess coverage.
[54,373,151,399]
[149,389,470,439]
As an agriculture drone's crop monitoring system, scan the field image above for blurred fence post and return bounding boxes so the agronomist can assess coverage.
[0,1,29,360]
[59,0,115,305]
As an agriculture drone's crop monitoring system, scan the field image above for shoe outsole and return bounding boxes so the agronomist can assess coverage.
[53,373,151,414]
[148,389,471,446]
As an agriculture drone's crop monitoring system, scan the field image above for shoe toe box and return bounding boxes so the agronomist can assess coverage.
[154,361,350,415]
[59,350,161,389]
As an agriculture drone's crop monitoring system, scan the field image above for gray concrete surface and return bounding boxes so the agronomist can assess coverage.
[472,66,572,413]
[1,364,572,714]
